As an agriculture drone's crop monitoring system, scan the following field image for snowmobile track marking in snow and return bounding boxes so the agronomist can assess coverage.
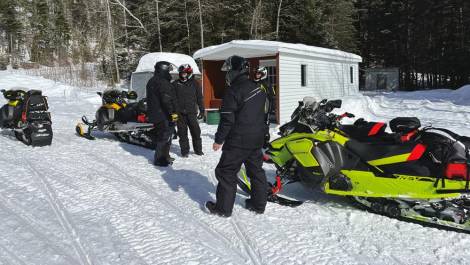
[86,152,249,263]
[24,160,94,265]
[230,218,263,265]
[0,193,79,263]
[207,169,264,265]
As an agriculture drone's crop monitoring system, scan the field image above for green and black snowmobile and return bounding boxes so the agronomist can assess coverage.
[238,97,470,232]
[0,89,53,146]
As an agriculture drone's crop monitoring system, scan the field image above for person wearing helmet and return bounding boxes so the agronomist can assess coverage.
[254,66,276,148]
[205,55,268,217]
[173,64,205,157]
[146,61,179,167]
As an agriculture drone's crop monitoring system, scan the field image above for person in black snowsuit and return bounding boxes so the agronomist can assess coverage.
[146,61,179,167]
[174,64,205,157]
[206,55,269,217]
[253,66,276,147]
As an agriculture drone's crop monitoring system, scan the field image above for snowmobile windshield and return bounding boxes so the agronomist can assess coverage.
[302,97,320,112]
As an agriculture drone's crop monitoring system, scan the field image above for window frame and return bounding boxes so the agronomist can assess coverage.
[350,66,354,84]
[301,64,307,87]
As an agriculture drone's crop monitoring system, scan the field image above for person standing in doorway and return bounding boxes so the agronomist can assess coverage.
[253,66,275,147]
[206,55,268,217]
[146,61,179,167]
[174,64,205,157]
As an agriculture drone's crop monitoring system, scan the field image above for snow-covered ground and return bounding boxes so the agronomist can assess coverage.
[1,71,470,265]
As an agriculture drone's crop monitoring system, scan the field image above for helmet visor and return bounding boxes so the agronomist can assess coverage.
[160,63,176,72]
[221,60,231,72]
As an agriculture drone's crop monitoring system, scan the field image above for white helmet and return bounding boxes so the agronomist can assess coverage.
[254,66,268,82]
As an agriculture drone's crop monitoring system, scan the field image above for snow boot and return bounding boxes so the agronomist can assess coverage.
[154,158,172,167]
[245,199,265,214]
[205,201,231,217]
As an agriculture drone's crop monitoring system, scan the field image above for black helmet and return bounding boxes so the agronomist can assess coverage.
[221,55,249,72]
[154,61,175,80]
[221,55,249,86]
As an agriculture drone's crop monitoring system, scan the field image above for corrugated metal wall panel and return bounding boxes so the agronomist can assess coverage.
[278,53,359,124]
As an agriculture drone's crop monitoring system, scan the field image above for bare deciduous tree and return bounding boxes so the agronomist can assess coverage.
[155,0,162,52]
[197,0,204,48]
[276,0,283,40]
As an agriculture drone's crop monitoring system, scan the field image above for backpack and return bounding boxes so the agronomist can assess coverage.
[22,90,51,123]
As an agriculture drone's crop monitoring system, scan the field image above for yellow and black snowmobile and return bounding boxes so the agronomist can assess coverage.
[238,97,470,232]
[76,89,156,148]
[0,89,53,146]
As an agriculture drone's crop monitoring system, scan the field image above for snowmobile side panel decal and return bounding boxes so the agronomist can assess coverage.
[103,103,124,111]
[8,100,20,107]
[286,139,319,167]
[368,153,411,166]
[368,122,385,136]
[323,170,464,199]
[367,144,427,166]
[407,144,427,161]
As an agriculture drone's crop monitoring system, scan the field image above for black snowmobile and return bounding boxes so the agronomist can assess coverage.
[0,89,53,146]
[76,89,156,148]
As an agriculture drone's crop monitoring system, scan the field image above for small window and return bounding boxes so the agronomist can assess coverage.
[350,66,354,84]
[301,64,307,87]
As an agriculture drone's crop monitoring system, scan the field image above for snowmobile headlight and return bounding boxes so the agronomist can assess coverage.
[126,91,138,100]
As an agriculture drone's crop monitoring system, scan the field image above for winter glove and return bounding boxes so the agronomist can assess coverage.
[169,113,179,122]
[263,132,271,149]
[197,112,204,120]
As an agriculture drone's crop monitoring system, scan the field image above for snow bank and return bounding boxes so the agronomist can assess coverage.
[371,84,470,106]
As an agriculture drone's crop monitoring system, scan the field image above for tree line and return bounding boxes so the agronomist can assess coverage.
[0,0,468,89]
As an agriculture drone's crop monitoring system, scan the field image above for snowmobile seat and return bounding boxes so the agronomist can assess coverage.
[390,117,421,134]
[340,119,392,143]
[345,138,422,162]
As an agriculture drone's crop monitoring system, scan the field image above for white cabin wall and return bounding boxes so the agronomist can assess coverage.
[278,52,359,124]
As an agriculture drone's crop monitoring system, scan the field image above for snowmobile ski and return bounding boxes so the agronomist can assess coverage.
[268,194,304,207]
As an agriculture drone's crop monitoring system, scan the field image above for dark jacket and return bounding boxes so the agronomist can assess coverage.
[255,79,275,124]
[173,78,204,114]
[146,72,178,124]
[215,74,267,149]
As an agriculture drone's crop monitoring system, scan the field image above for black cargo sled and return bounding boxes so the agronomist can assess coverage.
[0,89,53,146]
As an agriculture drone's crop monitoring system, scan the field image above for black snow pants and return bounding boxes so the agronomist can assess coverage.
[176,113,202,155]
[214,146,268,215]
[154,119,174,163]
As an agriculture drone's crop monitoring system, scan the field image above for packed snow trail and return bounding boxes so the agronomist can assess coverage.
[1,71,470,264]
